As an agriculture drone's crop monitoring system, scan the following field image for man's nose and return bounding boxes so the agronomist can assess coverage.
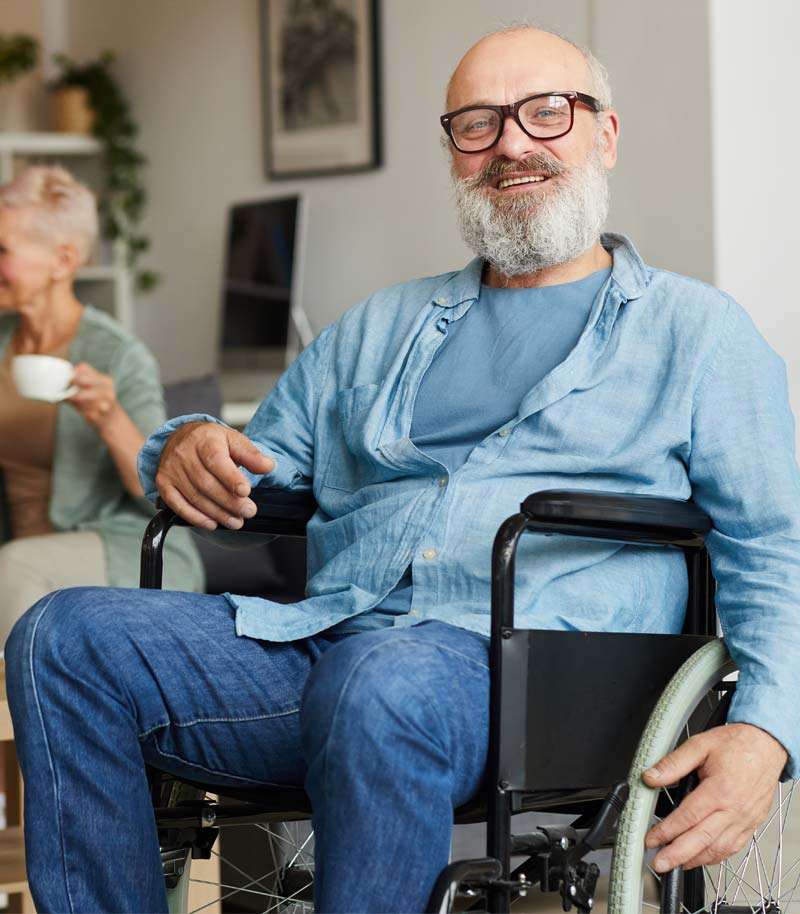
[493,114,543,162]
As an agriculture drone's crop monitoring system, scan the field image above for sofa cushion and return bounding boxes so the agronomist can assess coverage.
[164,373,223,420]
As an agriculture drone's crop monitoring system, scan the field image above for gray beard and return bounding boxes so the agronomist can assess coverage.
[452,145,610,278]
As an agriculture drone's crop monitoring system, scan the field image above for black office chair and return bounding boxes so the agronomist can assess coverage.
[141,488,796,914]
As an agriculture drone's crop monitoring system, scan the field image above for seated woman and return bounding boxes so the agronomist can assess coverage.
[0,165,203,646]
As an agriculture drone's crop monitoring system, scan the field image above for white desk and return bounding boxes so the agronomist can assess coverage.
[220,400,263,429]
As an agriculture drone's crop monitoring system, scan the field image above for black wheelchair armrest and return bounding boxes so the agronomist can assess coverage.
[225,487,317,537]
[491,489,714,636]
[521,489,711,546]
[140,487,317,589]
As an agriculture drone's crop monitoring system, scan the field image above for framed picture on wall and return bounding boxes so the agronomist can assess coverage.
[260,0,382,179]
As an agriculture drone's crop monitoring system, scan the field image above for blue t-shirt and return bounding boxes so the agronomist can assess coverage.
[328,266,612,633]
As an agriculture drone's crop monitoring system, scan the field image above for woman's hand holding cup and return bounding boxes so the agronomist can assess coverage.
[66,362,121,429]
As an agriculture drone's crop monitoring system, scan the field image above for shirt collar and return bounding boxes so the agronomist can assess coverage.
[428,233,650,309]
[428,257,484,309]
[601,233,650,301]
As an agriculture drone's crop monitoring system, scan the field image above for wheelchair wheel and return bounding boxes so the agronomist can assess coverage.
[159,780,315,914]
[608,639,800,913]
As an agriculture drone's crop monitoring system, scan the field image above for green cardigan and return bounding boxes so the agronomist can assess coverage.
[0,306,204,592]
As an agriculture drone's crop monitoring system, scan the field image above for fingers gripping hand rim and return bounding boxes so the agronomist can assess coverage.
[645,723,787,874]
[607,640,735,913]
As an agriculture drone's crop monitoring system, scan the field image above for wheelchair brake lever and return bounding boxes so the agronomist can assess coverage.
[505,782,629,913]
[573,781,630,857]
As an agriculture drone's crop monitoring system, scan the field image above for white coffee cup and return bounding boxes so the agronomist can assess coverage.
[11,354,78,402]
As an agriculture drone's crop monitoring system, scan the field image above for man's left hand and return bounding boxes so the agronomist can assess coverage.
[643,722,787,872]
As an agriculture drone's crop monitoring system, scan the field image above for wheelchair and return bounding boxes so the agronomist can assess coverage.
[140,487,799,914]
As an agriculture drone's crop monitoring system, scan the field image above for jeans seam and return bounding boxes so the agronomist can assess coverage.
[146,742,298,787]
[418,639,489,672]
[27,589,77,914]
[138,707,300,740]
[322,640,386,803]
[320,633,487,801]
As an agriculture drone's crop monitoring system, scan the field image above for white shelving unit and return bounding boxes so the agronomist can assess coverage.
[0,132,134,330]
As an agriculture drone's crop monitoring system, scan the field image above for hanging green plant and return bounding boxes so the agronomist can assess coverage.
[49,51,159,293]
[0,33,38,85]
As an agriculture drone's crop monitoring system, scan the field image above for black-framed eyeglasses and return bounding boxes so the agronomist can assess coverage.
[440,91,605,154]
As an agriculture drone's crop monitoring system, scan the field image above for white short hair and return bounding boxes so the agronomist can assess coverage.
[0,165,98,266]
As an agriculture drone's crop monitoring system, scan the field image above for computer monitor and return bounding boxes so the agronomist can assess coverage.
[218,194,312,374]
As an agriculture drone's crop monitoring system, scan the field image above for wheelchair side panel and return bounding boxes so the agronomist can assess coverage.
[498,630,715,791]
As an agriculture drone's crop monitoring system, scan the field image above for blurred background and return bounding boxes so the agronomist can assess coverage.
[2,0,798,431]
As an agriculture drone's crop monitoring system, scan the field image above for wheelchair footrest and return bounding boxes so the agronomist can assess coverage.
[425,858,503,913]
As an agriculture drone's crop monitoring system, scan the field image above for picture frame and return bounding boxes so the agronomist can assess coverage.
[260,0,382,179]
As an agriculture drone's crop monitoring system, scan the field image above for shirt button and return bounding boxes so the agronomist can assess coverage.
[498,428,511,437]
[436,296,448,305]
[408,609,419,616]
[438,476,447,488]
[422,549,436,559]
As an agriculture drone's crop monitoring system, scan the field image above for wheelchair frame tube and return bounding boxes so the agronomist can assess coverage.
[685,548,715,637]
[488,512,529,914]
[140,508,182,589]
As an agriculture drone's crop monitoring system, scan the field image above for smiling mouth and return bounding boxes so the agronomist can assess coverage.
[495,175,552,190]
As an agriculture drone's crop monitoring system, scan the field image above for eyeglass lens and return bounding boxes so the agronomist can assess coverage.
[450,95,572,151]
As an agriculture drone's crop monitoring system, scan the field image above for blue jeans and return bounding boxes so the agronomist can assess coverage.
[4,587,490,913]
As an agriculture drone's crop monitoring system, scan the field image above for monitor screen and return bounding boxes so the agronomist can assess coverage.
[219,195,302,371]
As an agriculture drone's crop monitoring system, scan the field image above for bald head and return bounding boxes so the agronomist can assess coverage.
[446,27,609,113]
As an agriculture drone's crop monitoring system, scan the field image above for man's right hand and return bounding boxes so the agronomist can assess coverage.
[155,421,276,530]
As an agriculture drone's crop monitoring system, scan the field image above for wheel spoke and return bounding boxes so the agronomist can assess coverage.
[725,838,757,904]
[283,828,315,872]
[262,878,315,914]
[176,823,316,914]
[777,857,800,908]
[210,846,280,893]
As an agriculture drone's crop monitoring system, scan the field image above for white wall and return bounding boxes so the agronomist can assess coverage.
[594,0,714,283]
[710,0,800,433]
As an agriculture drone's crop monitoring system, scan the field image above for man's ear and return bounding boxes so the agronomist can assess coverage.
[600,108,620,170]
[52,242,81,281]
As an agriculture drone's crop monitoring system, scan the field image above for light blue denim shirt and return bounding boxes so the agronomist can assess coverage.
[139,234,800,776]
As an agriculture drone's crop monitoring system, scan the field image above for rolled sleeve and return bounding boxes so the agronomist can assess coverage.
[137,413,230,501]
[243,325,335,493]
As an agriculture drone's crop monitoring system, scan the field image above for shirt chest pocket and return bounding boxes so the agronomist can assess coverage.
[320,383,383,493]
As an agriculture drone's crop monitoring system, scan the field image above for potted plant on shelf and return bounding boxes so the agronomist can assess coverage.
[49,51,158,292]
[0,33,39,128]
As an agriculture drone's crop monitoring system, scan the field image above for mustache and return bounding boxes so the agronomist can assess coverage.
[460,153,569,189]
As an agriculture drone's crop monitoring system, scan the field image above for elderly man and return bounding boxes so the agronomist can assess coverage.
[6,25,799,914]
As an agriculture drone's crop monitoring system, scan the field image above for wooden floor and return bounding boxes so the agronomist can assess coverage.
[0,657,33,912]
